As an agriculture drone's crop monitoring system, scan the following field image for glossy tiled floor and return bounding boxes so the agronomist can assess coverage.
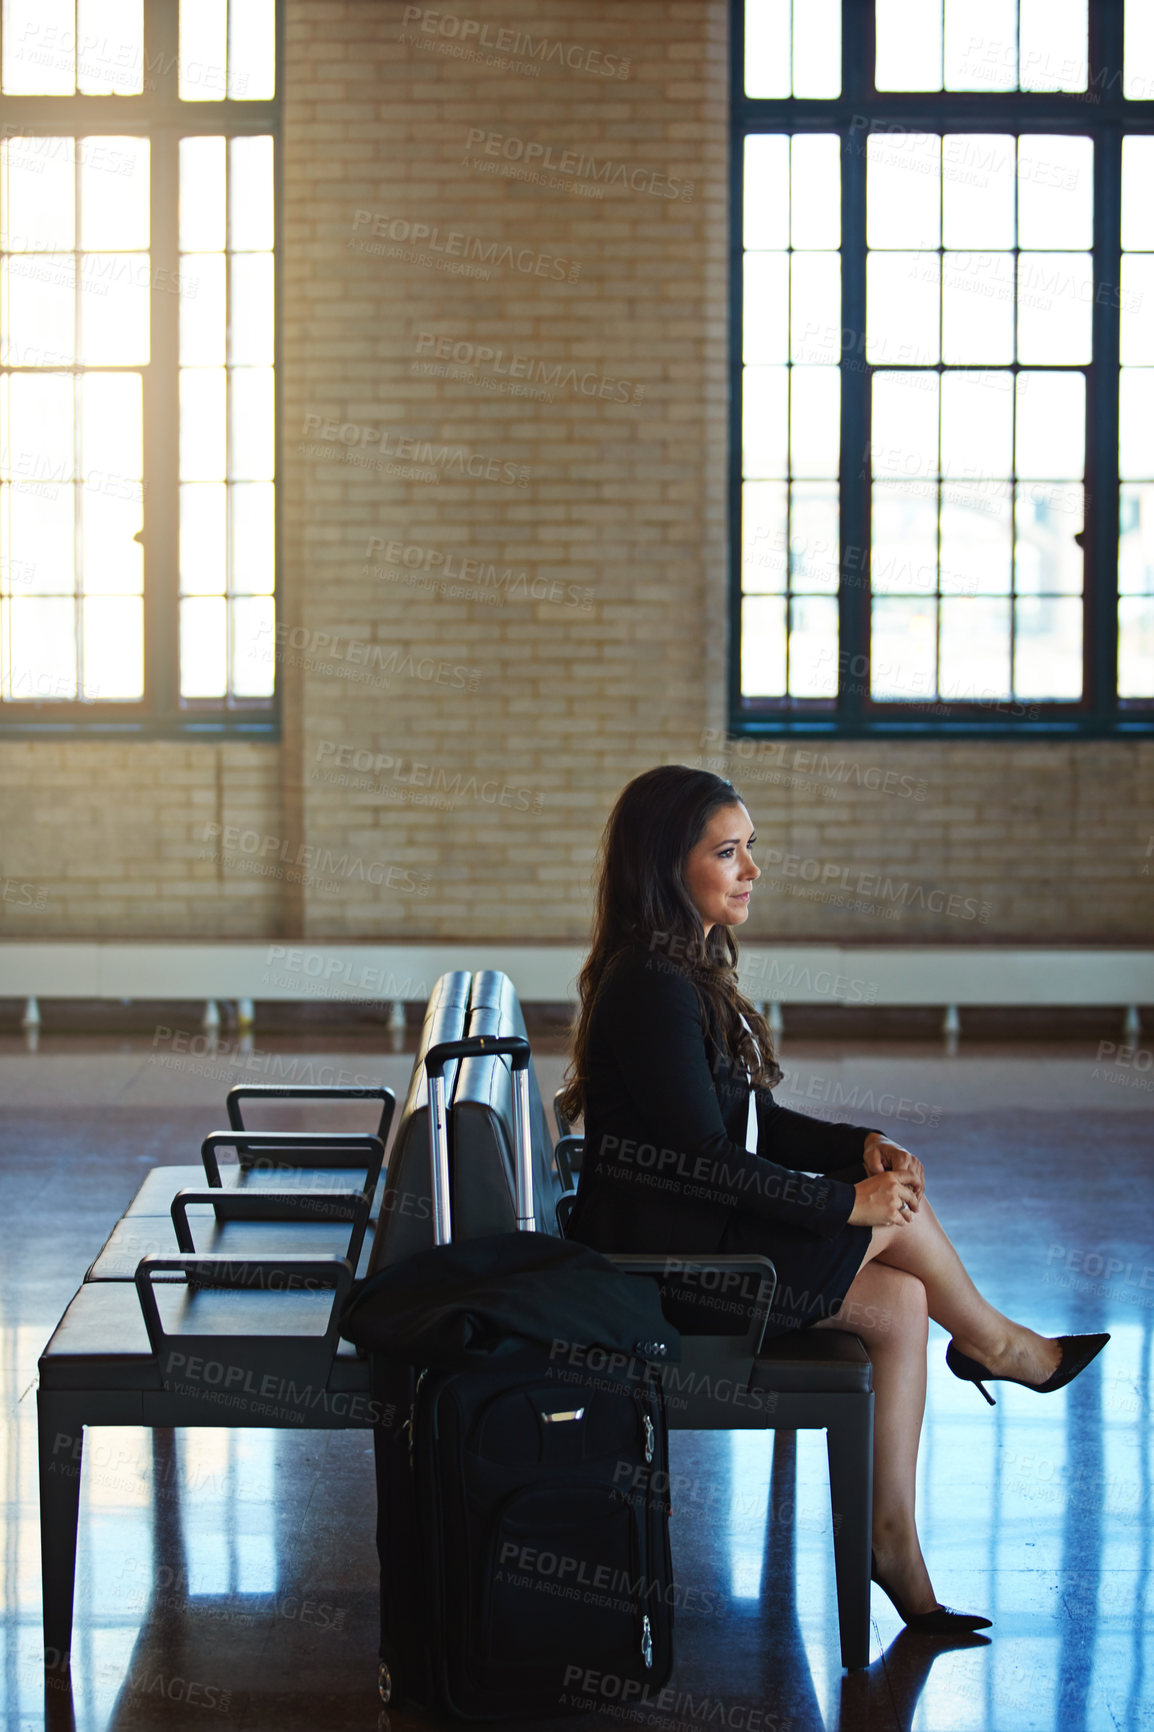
[1,1034,1152,1731]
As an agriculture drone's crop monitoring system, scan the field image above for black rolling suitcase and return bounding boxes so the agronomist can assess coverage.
[342,1035,677,1720]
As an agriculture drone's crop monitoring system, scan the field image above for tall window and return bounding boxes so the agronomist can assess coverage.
[0,0,278,735]
[734,0,1154,734]
[1119,133,1154,696]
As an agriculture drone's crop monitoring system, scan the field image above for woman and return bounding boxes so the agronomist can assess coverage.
[559,765,1108,1634]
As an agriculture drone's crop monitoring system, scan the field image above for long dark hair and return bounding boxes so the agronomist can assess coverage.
[556,764,781,1127]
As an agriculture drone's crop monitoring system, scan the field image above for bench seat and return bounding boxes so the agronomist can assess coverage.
[123,1160,381,1214]
[87,1212,374,1281]
[37,966,874,1678]
[39,1282,369,1396]
[748,1328,873,1395]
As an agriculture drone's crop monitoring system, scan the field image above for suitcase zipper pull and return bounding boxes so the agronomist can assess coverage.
[405,1368,427,1465]
[641,1614,653,1669]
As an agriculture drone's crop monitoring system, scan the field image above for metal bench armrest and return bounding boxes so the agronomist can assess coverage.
[552,1088,574,1139]
[226,1085,395,1144]
[134,1253,354,1382]
[200,1130,384,1188]
[553,1134,583,1190]
[169,1188,370,1259]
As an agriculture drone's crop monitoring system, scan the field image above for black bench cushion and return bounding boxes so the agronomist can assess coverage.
[751,1328,873,1394]
[122,1162,374,1216]
[86,1214,371,1281]
[124,1166,232,1214]
[38,1280,370,1397]
[39,1282,866,1402]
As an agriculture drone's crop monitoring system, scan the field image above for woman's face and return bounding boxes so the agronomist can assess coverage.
[683,801,759,937]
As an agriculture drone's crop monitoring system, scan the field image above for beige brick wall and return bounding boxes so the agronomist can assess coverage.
[1,0,1151,946]
[0,742,282,938]
[280,0,735,942]
[697,737,1154,942]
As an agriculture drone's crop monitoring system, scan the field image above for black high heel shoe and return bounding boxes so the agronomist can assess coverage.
[945,1333,1110,1406]
[871,1551,992,1634]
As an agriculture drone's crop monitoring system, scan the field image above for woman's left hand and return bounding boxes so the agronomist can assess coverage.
[863,1133,925,1205]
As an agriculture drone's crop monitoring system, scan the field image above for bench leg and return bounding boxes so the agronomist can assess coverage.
[38,1393,83,1670]
[826,1394,873,1670]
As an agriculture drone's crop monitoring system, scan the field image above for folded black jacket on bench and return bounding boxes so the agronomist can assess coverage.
[339,1231,682,1371]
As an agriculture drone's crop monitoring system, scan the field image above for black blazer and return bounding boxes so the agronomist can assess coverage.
[566,942,872,1255]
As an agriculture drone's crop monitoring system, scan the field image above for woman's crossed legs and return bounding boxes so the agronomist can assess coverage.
[810,1195,1061,1616]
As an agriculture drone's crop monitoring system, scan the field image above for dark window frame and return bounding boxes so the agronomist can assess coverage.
[730,0,1154,738]
[0,0,282,741]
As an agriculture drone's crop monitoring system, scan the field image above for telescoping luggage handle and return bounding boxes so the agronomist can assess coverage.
[424,1035,534,1246]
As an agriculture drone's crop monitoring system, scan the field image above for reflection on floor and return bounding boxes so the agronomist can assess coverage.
[1,1037,1151,1731]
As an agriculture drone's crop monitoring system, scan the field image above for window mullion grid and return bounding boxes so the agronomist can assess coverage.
[739,3,1154,732]
[73,154,83,699]
[271,22,284,723]
[935,359,943,708]
[225,139,234,707]
[785,193,792,702]
[1011,144,1020,709]
[1088,123,1122,719]
[144,0,177,725]
[144,0,181,105]
[146,126,180,720]
[1083,0,1124,723]
[0,0,279,736]
[833,0,872,723]
[727,100,745,731]
[1010,354,1018,706]
[839,121,869,721]
[1,150,5,696]
[784,402,791,700]
[936,156,944,707]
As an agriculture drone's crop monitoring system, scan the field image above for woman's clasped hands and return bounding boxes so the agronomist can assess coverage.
[848,1133,926,1228]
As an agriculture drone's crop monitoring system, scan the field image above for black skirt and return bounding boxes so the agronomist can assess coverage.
[716,1162,874,1338]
